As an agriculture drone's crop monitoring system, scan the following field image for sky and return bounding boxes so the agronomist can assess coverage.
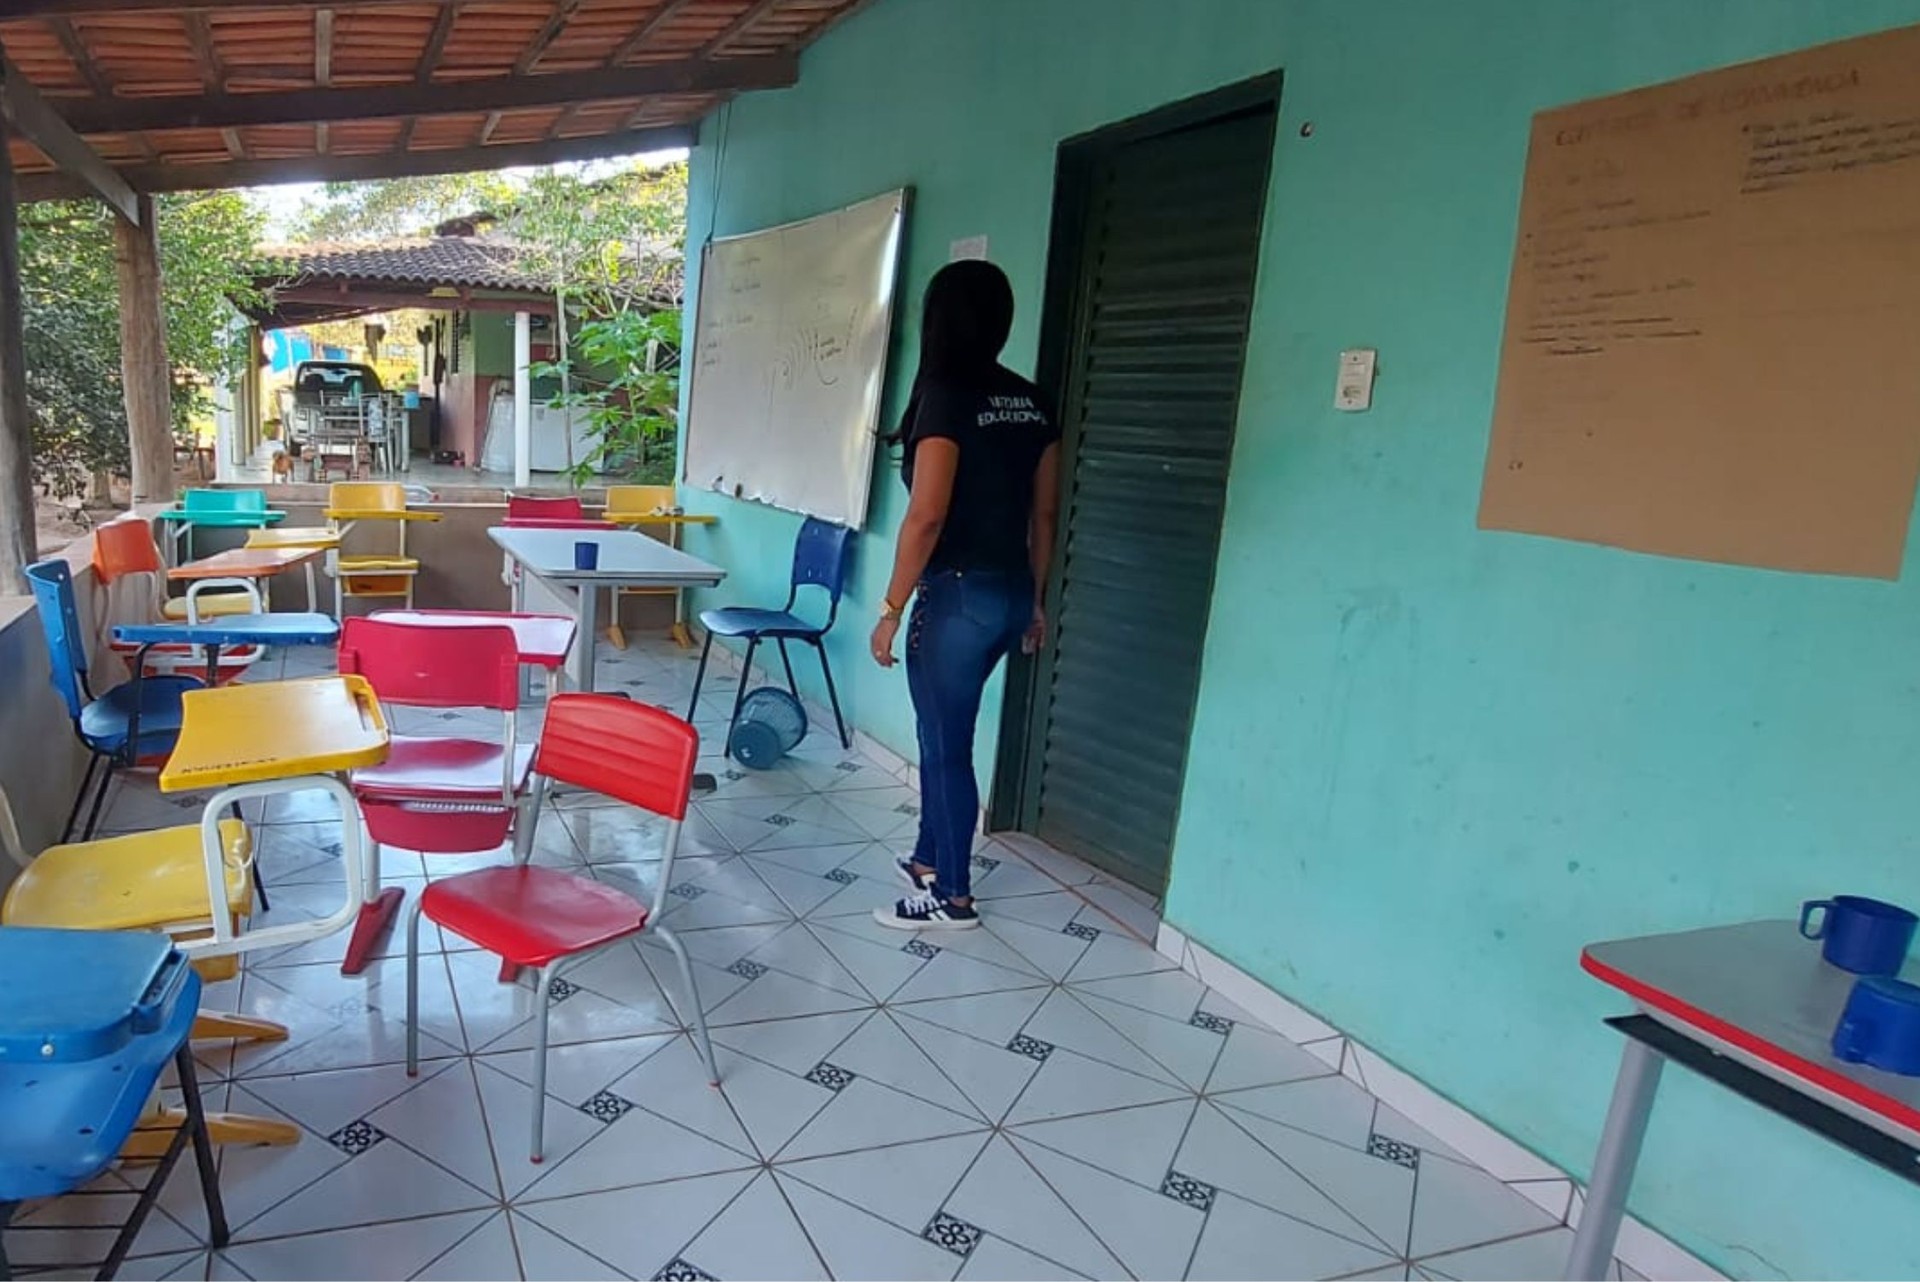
[250,145,691,239]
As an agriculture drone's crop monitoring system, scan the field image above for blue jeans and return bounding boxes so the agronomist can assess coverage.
[907,569,1031,900]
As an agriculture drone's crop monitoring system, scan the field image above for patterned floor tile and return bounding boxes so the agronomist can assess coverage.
[943,1135,1126,1281]
[777,1132,991,1238]
[1009,1097,1198,1188]
[678,1172,829,1280]
[219,1210,493,1282]
[77,637,1617,1282]
[777,1177,967,1281]
[516,1169,754,1282]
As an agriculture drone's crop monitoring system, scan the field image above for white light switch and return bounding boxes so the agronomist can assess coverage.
[1335,348,1377,412]
[949,235,989,262]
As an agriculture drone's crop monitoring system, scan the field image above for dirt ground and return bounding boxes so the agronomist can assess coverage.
[32,461,202,557]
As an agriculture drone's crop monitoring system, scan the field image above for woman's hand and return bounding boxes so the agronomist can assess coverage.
[1023,603,1047,656]
[871,616,902,668]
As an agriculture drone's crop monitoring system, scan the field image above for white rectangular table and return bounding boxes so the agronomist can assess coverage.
[488,526,725,693]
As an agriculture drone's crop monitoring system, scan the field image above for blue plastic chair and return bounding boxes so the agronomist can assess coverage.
[0,926,228,1279]
[27,561,202,843]
[689,518,855,754]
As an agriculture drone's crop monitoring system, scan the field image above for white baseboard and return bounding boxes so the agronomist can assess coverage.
[1154,921,1726,1282]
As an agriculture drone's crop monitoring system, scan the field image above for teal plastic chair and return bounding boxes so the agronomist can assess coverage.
[155,489,287,562]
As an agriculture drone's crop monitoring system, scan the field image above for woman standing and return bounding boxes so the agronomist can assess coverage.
[870,260,1060,930]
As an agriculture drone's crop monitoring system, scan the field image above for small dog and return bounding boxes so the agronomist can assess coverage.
[270,449,293,480]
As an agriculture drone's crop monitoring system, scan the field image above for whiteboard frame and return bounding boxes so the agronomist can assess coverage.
[681,186,911,529]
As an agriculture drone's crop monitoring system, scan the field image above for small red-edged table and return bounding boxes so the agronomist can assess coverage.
[1568,921,1920,1279]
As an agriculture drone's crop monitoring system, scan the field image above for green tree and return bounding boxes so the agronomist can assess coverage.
[294,172,521,241]
[19,191,265,500]
[512,161,687,484]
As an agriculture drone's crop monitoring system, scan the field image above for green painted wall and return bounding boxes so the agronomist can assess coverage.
[470,311,516,378]
[680,2,1920,1274]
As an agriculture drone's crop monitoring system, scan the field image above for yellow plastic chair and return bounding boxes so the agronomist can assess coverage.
[604,484,691,648]
[0,786,299,1152]
[325,481,440,615]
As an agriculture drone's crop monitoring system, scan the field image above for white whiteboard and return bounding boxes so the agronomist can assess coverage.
[682,188,907,528]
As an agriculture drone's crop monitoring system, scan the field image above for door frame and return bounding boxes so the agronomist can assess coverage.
[987,70,1283,842]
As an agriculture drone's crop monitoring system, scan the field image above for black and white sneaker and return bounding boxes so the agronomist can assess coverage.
[874,890,980,930]
[894,856,935,892]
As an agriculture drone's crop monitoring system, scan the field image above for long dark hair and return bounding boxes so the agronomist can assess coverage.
[885,259,1015,451]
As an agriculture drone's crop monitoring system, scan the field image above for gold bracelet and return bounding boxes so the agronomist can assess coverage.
[879,599,905,621]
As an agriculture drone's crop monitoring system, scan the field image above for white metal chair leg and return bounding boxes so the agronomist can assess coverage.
[654,924,719,1086]
[403,895,426,1076]
[530,963,554,1161]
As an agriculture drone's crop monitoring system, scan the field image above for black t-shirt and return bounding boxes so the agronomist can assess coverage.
[902,366,1060,576]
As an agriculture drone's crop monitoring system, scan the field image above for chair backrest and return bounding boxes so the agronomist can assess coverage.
[791,518,855,605]
[507,495,586,522]
[330,481,408,514]
[535,694,697,821]
[337,616,520,711]
[605,484,676,518]
[91,517,164,584]
[26,560,89,722]
[181,488,269,517]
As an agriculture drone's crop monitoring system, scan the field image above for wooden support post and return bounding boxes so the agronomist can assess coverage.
[114,193,176,504]
[0,134,35,589]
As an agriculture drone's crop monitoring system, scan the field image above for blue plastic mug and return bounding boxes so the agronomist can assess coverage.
[574,540,600,571]
[1799,895,1917,975]
[1831,976,1920,1076]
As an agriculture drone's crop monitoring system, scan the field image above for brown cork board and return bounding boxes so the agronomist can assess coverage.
[1478,23,1920,579]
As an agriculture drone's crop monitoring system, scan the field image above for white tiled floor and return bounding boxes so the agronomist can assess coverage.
[21,638,1630,1281]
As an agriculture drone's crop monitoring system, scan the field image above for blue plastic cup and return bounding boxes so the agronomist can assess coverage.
[1832,976,1920,1075]
[574,540,599,571]
[1800,895,1918,975]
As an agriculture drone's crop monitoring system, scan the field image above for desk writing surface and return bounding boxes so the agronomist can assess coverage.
[1584,920,1920,1134]
[245,527,341,550]
[488,526,725,586]
[159,675,388,792]
[114,613,340,648]
[167,546,325,580]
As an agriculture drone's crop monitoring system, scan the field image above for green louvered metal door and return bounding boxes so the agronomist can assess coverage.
[1020,97,1277,893]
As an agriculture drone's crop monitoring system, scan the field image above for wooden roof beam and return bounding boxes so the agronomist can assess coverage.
[47,16,159,161]
[8,2,430,16]
[604,0,695,66]
[314,8,334,86]
[180,11,224,90]
[0,50,139,222]
[17,120,696,200]
[56,53,795,133]
[416,3,457,82]
[514,0,584,75]
[699,0,781,56]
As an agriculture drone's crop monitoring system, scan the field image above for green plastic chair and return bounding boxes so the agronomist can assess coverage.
[155,489,287,561]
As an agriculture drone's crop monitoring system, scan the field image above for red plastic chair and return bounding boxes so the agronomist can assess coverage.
[404,693,720,1161]
[335,616,535,973]
[501,494,610,530]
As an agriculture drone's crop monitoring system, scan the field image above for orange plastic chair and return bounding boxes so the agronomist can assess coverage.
[91,517,259,684]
